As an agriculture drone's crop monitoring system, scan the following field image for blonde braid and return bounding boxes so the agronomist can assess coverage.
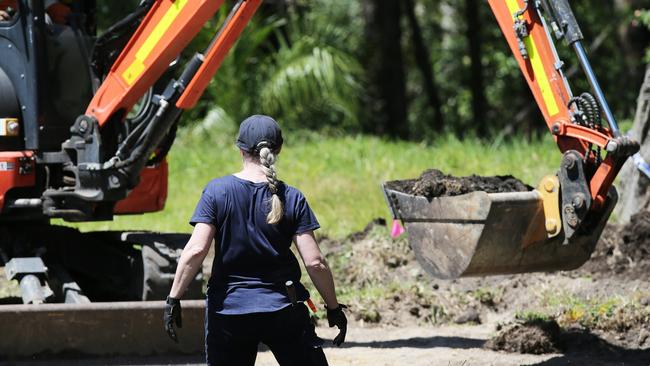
[260,147,284,224]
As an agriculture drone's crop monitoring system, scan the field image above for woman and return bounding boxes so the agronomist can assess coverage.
[164,115,347,366]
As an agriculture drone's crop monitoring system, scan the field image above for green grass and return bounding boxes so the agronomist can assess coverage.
[69,128,560,238]
[536,290,650,332]
[515,310,554,323]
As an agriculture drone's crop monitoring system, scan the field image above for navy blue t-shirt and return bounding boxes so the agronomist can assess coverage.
[190,175,320,315]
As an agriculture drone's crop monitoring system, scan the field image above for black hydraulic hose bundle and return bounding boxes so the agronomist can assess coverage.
[113,100,174,170]
[91,0,155,80]
[569,92,603,164]
[107,53,205,188]
[569,93,601,128]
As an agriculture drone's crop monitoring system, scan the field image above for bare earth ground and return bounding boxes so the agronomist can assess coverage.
[6,325,645,366]
[0,326,570,366]
[259,326,557,366]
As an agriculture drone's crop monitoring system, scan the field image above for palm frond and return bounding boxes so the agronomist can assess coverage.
[260,39,362,129]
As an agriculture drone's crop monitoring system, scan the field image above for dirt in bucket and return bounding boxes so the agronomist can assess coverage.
[386,169,532,200]
[484,319,564,355]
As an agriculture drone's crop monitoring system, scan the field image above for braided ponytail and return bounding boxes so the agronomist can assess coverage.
[259,147,284,224]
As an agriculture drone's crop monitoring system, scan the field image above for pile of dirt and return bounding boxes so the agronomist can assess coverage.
[386,169,532,200]
[319,219,456,326]
[485,319,564,354]
[617,211,650,279]
[582,211,650,280]
[320,219,414,284]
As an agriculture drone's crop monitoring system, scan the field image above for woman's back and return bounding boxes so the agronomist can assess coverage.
[191,175,319,314]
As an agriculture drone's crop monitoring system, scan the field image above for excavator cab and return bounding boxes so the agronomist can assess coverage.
[0,0,182,221]
[0,0,96,152]
[383,0,639,279]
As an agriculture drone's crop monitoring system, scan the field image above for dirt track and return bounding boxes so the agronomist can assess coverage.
[260,326,557,366]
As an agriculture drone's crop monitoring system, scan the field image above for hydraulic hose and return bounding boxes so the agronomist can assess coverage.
[106,53,204,173]
[113,99,169,170]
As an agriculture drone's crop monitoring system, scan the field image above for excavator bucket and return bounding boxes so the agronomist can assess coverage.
[382,180,616,279]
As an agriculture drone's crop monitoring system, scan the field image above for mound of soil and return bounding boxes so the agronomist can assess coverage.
[582,211,650,280]
[386,169,532,200]
[485,320,563,355]
[618,211,650,277]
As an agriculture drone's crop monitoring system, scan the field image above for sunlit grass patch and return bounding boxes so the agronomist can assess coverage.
[69,127,560,238]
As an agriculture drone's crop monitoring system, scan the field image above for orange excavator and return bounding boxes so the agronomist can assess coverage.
[0,0,639,305]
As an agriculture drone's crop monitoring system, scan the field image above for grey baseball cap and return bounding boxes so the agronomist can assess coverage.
[235,115,284,153]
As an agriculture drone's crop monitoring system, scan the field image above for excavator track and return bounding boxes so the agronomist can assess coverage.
[0,226,202,304]
[0,227,206,360]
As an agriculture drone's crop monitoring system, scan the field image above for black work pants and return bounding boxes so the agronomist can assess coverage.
[205,303,329,366]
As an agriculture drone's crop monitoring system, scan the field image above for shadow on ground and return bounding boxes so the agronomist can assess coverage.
[334,335,485,349]
[529,329,650,366]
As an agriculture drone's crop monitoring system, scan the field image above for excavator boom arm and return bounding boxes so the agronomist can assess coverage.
[87,0,262,125]
[39,0,262,220]
[488,0,637,208]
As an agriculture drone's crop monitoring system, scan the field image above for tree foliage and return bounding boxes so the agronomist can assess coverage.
[97,0,648,141]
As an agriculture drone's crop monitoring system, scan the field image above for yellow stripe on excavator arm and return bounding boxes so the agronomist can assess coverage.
[505,0,560,117]
[122,0,190,85]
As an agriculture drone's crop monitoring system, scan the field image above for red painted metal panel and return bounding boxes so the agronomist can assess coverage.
[0,151,35,211]
[114,160,168,214]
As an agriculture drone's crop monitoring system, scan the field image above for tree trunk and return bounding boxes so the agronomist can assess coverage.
[614,0,650,87]
[402,0,444,131]
[465,0,487,138]
[614,65,650,224]
[362,0,409,138]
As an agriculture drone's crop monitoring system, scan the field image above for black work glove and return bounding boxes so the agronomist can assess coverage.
[326,304,348,346]
[164,296,182,343]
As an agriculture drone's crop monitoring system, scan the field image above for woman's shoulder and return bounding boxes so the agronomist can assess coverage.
[280,183,307,199]
[203,175,238,191]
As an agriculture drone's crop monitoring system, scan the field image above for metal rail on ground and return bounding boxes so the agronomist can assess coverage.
[0,300,206,360]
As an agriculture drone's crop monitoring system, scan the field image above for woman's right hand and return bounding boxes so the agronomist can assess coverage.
[326,304,348,346]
